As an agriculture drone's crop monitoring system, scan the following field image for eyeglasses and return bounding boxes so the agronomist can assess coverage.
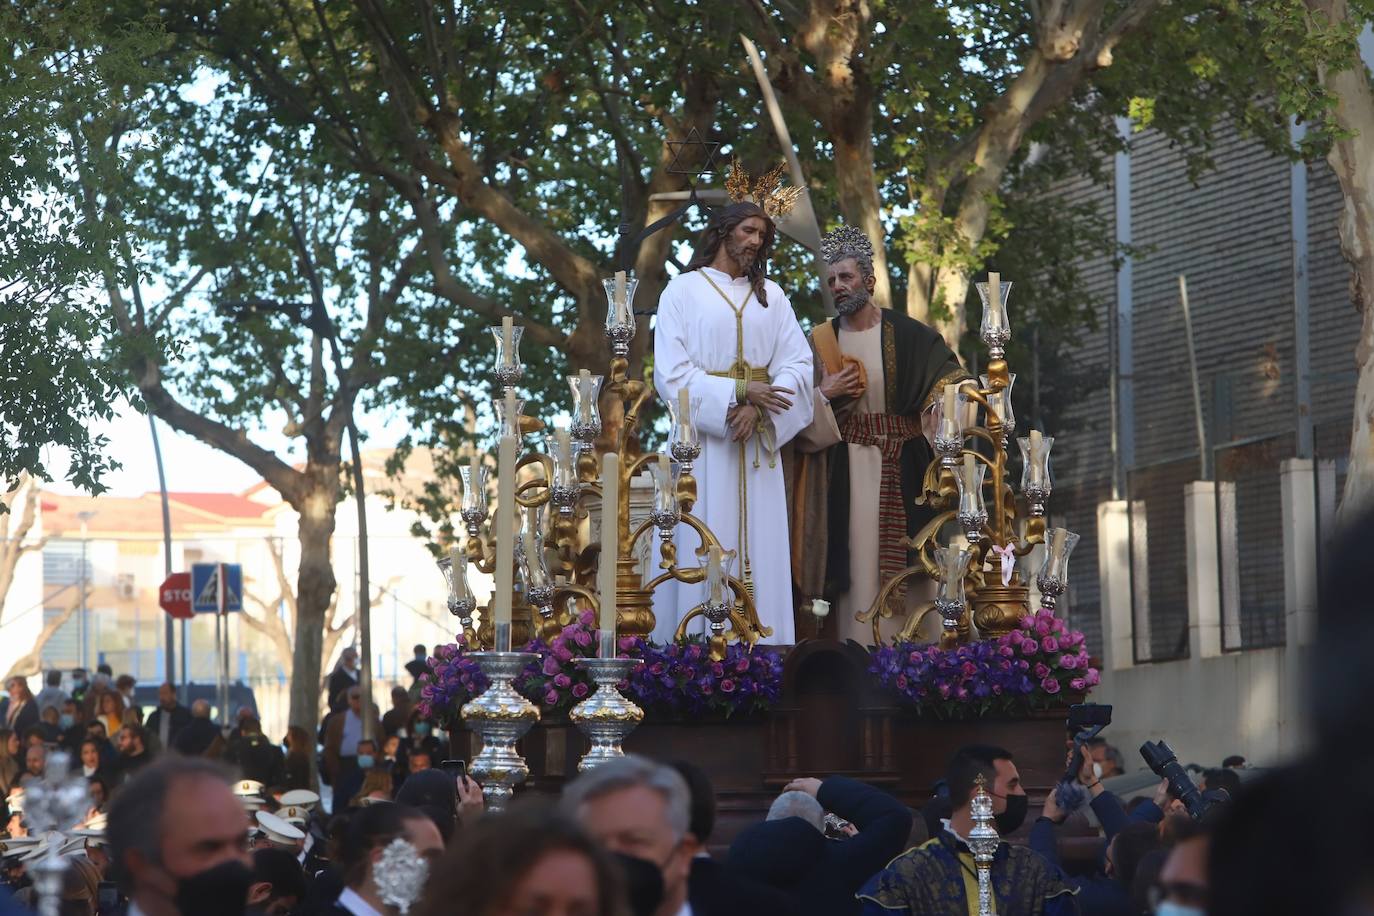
[1148,881,1208,909]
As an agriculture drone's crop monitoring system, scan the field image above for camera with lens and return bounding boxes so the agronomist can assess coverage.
[1140,739,1215,820]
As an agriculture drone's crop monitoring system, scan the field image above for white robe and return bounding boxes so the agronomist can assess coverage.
[652,267,814,645]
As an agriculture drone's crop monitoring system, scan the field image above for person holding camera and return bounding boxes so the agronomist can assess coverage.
[728,773,912,916]
[858,745,1077,915]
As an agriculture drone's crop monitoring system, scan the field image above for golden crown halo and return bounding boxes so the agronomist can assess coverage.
[724,157,805,218]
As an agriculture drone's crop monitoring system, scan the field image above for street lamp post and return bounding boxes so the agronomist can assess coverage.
[76,511,97,670]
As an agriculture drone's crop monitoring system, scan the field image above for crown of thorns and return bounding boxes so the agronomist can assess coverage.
[724,157,804,218]
[820,224,876,263]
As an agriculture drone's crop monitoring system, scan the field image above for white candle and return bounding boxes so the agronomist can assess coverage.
[469,451,481,484]
[678,386,691,422]
[706,545,723,605]
[555,427,572,469]
[658,453,670,483]
[599,452,619,656]
[1051,526,1067,553]
[501,316,514,367]
[962,452,976,484]
[1030,428,1043,458]
[943,384,958,422]
[449,544,463,576]
[493,430,517,651]
[989,271,1001,320]
[579,369,594,422]
[614,270,627,318]
[504,388,518,436]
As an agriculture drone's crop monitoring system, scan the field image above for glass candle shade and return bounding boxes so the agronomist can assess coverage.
[975,277,1012,358]
[517,505,555,614]
[667,392,703,467]
[459,463,490,536]
[1018,433,1055,516]
[1035,527,1080,610]
[981,372,1016,445]
[568,373,604,452]
[548,429,579,516]
[933,545,973,625]
[932,385,967,467]
[495,396,525,440]
[489,324,525,389]
[437,554,477,623]
[649,459,680,540]
[956,459,989,542]
[602,273,639,357]
[703,548,737,632]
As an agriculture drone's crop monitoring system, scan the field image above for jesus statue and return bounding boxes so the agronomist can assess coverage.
[651,165,814,645]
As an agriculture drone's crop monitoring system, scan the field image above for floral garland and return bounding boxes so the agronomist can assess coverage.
[417,608,1095,727]
[415,610,784,725]
[868,608,1099,718]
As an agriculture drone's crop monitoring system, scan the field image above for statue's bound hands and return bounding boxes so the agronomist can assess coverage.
[745,380,794,414]
[727,404,761,441]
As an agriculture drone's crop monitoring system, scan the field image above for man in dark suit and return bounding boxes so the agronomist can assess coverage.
[145,682,192,752]
[225,717,286,788]
[173,699,222,756]
[671,760,796,916]
[728,774,913,916]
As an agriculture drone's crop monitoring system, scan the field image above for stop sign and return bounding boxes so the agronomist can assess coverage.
[159,573,194,619]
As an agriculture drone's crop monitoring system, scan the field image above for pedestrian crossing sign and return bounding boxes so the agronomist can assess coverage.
[191,563,244,614]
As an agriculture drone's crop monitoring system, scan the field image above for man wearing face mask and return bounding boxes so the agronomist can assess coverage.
[108,756,255,916]
[786,223,968,645]
[562,755,698,916]
[859,745,1078,915]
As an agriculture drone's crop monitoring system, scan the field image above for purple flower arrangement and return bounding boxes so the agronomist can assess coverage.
[623,636,784,719]
[415,610,785,723]
[869,609,1099,718]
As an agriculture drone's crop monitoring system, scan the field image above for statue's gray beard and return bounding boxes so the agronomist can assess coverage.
[835,286,870,316]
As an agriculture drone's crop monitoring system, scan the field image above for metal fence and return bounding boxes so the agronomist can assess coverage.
[1126,457,1198,663]
[1214,434,1293,651]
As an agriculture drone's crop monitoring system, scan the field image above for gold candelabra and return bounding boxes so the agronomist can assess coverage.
[441,273,770,661]
[860,274,1078,647]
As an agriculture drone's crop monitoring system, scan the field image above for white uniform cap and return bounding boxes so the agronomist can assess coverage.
[255,811,304,847]
[237,796,267,812]
[7,789,24,813]
[278,789,319,809]
[233,780,266,797]
[278,805,308,827]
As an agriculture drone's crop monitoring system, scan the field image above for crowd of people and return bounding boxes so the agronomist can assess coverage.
[0,600,1346,916]
[0,644,1255,916]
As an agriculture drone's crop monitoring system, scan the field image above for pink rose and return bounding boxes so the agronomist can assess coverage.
[573,629,592,647]
[736,658,750,673]
[1041,636,1059,653]
[544,689,560,706]
[1019,639,1039,655]
[999,645,1015,658]
[1019,616,1035,630]
[1041,676,1061,694]
[578,610,595,628]
[1034,620,1051,637]
[1033,663,1050,679]
[1059,653,1077,670]
[554,673,572,689]
[1085,668,1101,687]
[720,679,737,693]
[552,643,574,663]
[1070,678,1087,691]
[572,682,590,699]
[542,655,562,676]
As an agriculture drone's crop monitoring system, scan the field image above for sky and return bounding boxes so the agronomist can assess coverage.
[43,400,408,498]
